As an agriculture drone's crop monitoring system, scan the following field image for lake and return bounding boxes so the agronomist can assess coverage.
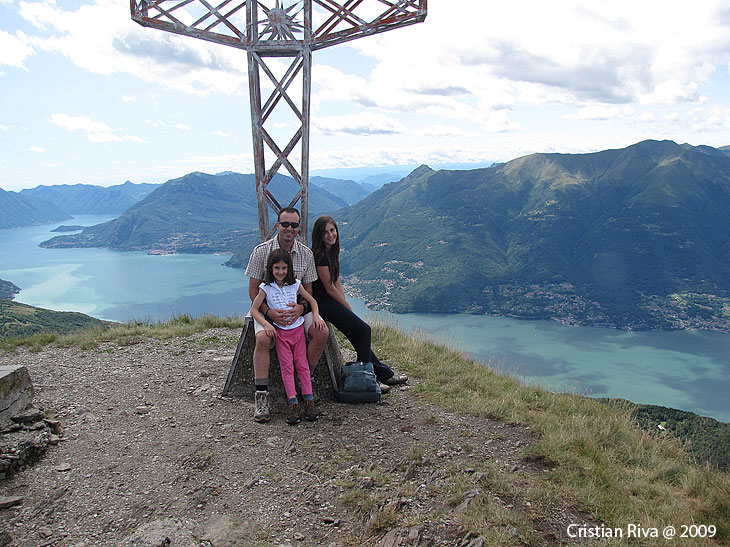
[2,216,729,422]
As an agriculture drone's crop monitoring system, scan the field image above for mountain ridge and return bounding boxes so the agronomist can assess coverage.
[0,187,71,229]
[336,139,730,330]
[20,181,160,215]
[40,171,348,253]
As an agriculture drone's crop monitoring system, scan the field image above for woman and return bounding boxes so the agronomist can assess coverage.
[311,215,408,389]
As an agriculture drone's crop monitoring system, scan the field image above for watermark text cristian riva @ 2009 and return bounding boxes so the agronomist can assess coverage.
[567,523,717,540]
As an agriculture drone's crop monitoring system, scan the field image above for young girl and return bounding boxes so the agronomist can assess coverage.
[250,248,326,425]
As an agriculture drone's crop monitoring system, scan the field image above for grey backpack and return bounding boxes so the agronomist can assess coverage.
[334,361,381,403]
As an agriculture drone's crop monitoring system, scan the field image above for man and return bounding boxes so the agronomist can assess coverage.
[245,207,329,422]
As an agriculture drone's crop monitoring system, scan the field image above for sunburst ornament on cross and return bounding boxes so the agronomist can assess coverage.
[131,0,427,243]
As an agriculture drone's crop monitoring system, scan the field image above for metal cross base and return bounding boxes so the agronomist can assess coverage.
[222,317,343,402]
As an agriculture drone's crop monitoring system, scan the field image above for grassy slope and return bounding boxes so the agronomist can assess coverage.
[368,322,730,544]
[2,316,728,544]
[0,300,111,339]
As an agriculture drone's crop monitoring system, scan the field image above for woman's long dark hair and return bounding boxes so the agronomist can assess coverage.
[263,248,295,286]
[311,216,340,283]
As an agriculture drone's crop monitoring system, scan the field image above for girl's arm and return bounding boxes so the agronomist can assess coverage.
[297,284,327,330]
[250,289,276,337]
[316,265,352,311]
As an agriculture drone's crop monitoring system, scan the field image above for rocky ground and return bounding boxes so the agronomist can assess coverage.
[1,328,592,546]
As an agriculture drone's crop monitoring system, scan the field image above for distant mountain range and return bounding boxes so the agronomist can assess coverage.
[20,181,159,215]
[0,187,70,229]
[311,162,495,190]
[336,140,730,330]
[41,171,351,253]
[310,176,371,205]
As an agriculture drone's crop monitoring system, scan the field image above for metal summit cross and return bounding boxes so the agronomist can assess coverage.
[130,0,427,243]
[130,1,427,400]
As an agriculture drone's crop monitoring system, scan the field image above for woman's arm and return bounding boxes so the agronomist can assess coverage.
[334,277,347,299]
[316,265,353,311]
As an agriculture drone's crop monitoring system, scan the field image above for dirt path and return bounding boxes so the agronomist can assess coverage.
[1,328,586,546]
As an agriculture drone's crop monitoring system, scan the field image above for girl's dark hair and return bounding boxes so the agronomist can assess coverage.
[311,216,340,283]
[264,248,295,285]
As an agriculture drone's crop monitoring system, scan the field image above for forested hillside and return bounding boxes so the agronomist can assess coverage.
[0,299,110,339]
[336,140,730,330]
[0,278,20,300]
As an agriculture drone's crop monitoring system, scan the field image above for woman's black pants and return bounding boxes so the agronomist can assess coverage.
[316,296,394,381]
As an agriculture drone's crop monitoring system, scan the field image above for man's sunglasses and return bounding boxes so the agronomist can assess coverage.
[278,221,300,228]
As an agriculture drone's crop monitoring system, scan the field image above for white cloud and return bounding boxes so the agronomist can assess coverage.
[0,125,7,131]
[18,0,249,96]
[122,94,136,102]
[29,145,46,152]
[214,130,231,137]
[337,0,730,124]
[413,125,479,138]
[564,105,622,121]
[314,112,407,136]
[50,113,145,143]
[691,106,730,132]
[0,30,34,69]
[178,152,253,175]
[175,123,192,131]
[309,144,499,171]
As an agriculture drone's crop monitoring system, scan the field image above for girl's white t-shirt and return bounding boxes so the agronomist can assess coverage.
[259,280,303,330]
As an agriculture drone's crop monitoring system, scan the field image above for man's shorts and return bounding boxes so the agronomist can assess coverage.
[250,312,315,344]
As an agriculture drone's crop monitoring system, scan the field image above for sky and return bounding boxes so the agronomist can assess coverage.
[2,0,730,192]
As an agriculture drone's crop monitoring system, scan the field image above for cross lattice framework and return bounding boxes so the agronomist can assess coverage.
[130,0,427,242]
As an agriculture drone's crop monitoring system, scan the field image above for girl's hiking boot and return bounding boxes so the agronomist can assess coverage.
[287,402,301,425]
[303,399,318,421]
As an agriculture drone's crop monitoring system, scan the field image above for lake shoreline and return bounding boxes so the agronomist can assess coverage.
[352,293,730,335]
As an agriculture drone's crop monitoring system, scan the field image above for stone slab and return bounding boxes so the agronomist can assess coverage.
[222,317,343,402]
[0,366,34,428]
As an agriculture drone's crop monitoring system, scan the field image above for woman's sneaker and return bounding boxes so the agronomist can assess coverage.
[303,399,318,421]
[287,402,301,425]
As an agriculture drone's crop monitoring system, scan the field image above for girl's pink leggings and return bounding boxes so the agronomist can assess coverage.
[275,325,312,400]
